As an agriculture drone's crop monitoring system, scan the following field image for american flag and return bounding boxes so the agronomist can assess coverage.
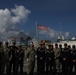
[38,25,49,31]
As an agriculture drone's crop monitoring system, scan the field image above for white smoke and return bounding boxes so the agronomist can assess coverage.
[0,5,31,41]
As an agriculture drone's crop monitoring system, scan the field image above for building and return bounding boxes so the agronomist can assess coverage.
[52,37,76,48]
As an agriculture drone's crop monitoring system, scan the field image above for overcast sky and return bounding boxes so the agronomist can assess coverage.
[0,0,76,41]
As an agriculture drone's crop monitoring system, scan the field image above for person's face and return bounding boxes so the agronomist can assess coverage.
[59,45,62,48]
[30,45,34,48]
[18,46,21,49]
[13,43,16,46]
[5,43,8,47]
[40,44,42,47]
[55,45,58,48]
[64,45,67,48]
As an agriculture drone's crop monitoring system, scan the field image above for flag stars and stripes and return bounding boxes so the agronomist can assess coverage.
[38,25,49,31]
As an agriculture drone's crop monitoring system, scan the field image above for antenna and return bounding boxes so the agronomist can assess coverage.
[57,20,63,40]
[60,21,62,35]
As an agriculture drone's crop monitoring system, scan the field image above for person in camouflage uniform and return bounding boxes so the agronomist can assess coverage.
[1,42,12,75]
[53,43,60,73]
[26,44,35,75]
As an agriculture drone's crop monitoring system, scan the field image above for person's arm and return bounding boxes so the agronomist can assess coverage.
[9,48,12,61]
[54,49,60,59]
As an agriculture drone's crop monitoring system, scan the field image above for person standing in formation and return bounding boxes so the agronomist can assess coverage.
[53,43,60,73]
[15,45,25,75]
[36,43,46,74]
[61,43,70,75]
[1,42,12,75]
[9,42,18,75]
[26,44,35,75]
[71,45,76,74]
[45,44,55,74]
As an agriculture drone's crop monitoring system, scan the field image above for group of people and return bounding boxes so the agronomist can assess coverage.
[0,41,76,75]
[0,41,25,75]
[36,43,76,75]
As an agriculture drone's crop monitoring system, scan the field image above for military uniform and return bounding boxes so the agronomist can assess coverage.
[60,43,70,74]
[26,45,35,75]
[45,45,55,74]
[53,44,60,73]
[1,42,12,75]
[71,45,76,73]
[9,42,18,75]
[68,45,72,73]
[36,44,46,74]
[15,45,24,75]
[59,44,63,71]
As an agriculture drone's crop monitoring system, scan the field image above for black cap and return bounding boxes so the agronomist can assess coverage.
[59,44,62,47]
[42,43,45,45]
[39,43,42,45]
[48,44,51,46]
[64,43,67,46]
[18,45,22,47]
[68,45,71,48]
[12,42,16,45]
[0,42,2,46]
[72,45,75,48]
[51,45,53,48]
[5,41,8,45]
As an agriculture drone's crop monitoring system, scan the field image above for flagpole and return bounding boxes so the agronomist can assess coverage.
[36,22,38,39]
[36,22,39,47]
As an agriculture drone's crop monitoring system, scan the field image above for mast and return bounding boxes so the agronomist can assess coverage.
[36,22,39,47]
